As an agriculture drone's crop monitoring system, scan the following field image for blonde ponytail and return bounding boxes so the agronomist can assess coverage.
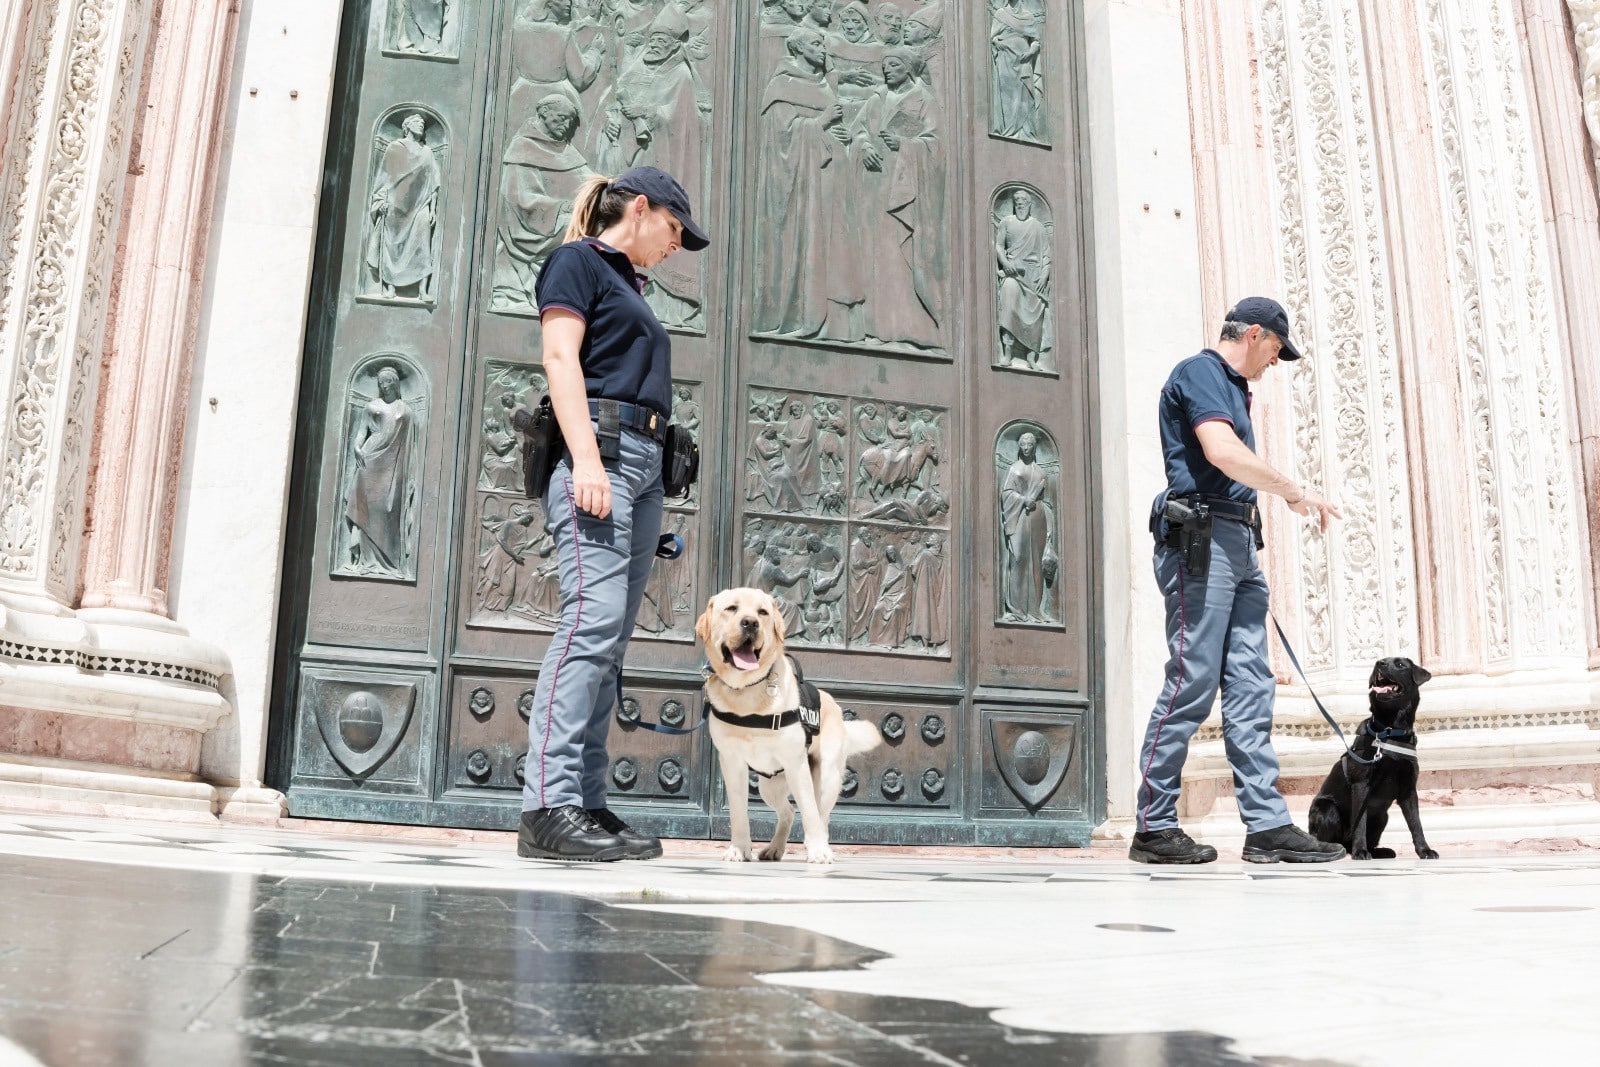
[564,175,614,243]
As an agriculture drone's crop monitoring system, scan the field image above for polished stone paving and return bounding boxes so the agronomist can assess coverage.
[1,813,1597,1065]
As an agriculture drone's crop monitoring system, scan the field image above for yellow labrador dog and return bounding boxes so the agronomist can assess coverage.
[695,588,881,863]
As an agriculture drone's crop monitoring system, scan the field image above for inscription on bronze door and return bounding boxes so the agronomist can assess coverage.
[276,0,1100,844]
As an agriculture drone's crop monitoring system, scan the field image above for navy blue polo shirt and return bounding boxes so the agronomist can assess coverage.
[535,238,672,416]
[1158,349,1256,505]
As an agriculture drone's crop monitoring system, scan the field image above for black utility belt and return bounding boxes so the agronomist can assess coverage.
[1171,494,1260,529]
[588,398,668,444]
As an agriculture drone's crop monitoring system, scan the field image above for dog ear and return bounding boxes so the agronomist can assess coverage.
[694,599,715,649]
[1409,661,1432,687]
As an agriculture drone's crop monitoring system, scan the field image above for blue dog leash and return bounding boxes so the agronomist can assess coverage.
[1270,613,1397,765]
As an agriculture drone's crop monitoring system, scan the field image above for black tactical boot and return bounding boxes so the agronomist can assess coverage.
[1242,823,1347,863]
[518,805,628,862]
[585,807,663,860]
[1128,827,1218,864]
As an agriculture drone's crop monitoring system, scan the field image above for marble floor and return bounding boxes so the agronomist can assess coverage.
[0,814,1595,1066]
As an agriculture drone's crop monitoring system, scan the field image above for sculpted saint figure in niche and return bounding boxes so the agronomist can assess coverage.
[994,188,1053,371]
[753,28,843,339]
[491,95,594,312]
[999,431,1059,623]
[990,0,1045,141]
[396,0,448,54]
[597,6,711,329]
[366,113,442,301]
[342,365,417,578]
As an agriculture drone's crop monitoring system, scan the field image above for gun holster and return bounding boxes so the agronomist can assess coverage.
[512,395,562,500]
[1162,497,1213,579]
[662,423,700,499]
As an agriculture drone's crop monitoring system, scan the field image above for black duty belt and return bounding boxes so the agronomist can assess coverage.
[588,398,668,444]
[1174,494,1260,528]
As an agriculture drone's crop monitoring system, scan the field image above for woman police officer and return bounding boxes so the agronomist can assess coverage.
[517,166,708,862]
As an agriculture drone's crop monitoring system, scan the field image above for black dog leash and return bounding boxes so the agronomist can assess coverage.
[1270,613,1384,765]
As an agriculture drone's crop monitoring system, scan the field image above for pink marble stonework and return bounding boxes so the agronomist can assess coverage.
[0,707,203,775]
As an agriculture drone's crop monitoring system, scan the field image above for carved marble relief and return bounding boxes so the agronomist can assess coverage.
[478,361,549,493]
[989,0,1046,144]
[752,1,948,355]
[995,421,1061,628]
[490,0,715,332]
[743,385,948,655]
[992,185,1054,374]
[332,357,429,582]
[361,109,447,306]
[387,0,460,59]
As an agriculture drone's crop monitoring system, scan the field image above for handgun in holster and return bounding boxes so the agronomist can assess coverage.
[1163,497,1213,578]
[511,395,562,500]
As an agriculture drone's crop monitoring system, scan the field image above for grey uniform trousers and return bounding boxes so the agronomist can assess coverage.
[1135,516,1291,834]
[522,426,663,812]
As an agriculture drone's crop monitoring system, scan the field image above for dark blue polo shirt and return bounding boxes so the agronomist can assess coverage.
[535,238,672,416]
[1158,349,1256,505]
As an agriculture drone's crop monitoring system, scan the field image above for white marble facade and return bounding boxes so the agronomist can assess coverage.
[0,0,1597,841]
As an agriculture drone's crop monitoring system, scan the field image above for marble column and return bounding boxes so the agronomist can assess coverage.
[1546,0,1600,667]
[0,1,41,165]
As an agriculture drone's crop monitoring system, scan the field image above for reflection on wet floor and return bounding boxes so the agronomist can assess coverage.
[0,854,1341,1066]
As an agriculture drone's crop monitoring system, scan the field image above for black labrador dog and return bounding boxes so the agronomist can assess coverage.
[1307,657,1439,861]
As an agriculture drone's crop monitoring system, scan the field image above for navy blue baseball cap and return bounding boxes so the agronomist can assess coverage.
[612,165,709,251]
[1227,296,1303,361]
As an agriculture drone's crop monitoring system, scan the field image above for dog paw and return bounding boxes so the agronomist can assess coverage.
[805,845,835,864]
[1370,847,1396,859]
[721,845,753,863]
[757,844,786,862]
[1350,850,1372,862]
[1417,847,1439,860]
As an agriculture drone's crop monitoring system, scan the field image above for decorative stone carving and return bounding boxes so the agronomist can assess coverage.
[992,184,1054,373]
[332,356,428,581]
[388,0,458,59]
[472,496,560,626]
[479,361,548,493]
[852,402,944,511]
[1567,1,1600,173]
[995,422,1060,627]
[362,108,446,305]
[989,0,1046,144]
[989,717,1074,811]
[746,389,850,515]
[752,10,947,355]
[637,509,694,636]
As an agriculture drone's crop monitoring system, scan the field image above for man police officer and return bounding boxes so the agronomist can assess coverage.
[1131,297,1347,864]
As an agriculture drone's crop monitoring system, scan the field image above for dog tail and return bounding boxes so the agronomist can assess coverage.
[844,719,882,756]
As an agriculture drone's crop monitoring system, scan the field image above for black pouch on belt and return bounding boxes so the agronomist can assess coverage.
[511,395,562,500]
[662,423,700,499]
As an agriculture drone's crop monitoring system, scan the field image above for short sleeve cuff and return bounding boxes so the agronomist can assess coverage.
[538,302,588,323]
[1192,414,1234,430]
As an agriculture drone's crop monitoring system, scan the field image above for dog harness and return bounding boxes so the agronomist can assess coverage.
[618,656,823,754]
[1357,721,1419,763]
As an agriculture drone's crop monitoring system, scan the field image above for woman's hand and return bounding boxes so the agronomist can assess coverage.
[570,455,613,520]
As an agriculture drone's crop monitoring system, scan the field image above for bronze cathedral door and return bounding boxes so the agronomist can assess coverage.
[274,0,1102,844]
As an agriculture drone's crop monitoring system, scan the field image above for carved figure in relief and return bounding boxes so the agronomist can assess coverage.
[816,400,848,511]
[491,96,595,312]
[847,525,882,639]
[747,541,806,635]
[782,400,821,495]
[901,4,943,91]
[478,504,540,613]
[596,6,710,328]
[638,512,690,633]
[396,0,449,54]
[861,484,947,525]
[366,113,442,301]
[509,0,605,127]
[990,0,1044,141]
[753,29,844,339]
[672,385,701,435]
[857,403,938,501]
[342,366,418,578]
[805,530,846,640]
[481,409,524,491]
[873,2,904,44]
[868,542,911,647]
[999,431,1057,623]
[994,188,1053,371]
[906,531,947,648]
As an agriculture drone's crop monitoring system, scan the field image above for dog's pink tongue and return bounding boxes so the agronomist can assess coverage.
[732,647,760,671]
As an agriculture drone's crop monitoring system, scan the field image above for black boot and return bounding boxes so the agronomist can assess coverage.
[1242,823,1346,863]
[585,808,663,860]
[1128,827,1218,864]
[518,806,628,862]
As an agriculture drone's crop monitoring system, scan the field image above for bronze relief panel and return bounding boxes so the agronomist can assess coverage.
[331,355,430,583]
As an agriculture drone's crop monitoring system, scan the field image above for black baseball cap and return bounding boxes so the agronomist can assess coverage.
[612,165,709,251]
[1226,296,1302,361]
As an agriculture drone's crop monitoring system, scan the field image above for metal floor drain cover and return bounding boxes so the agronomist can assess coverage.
[1474,905,1592,913]
[1096,922,1175,933]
